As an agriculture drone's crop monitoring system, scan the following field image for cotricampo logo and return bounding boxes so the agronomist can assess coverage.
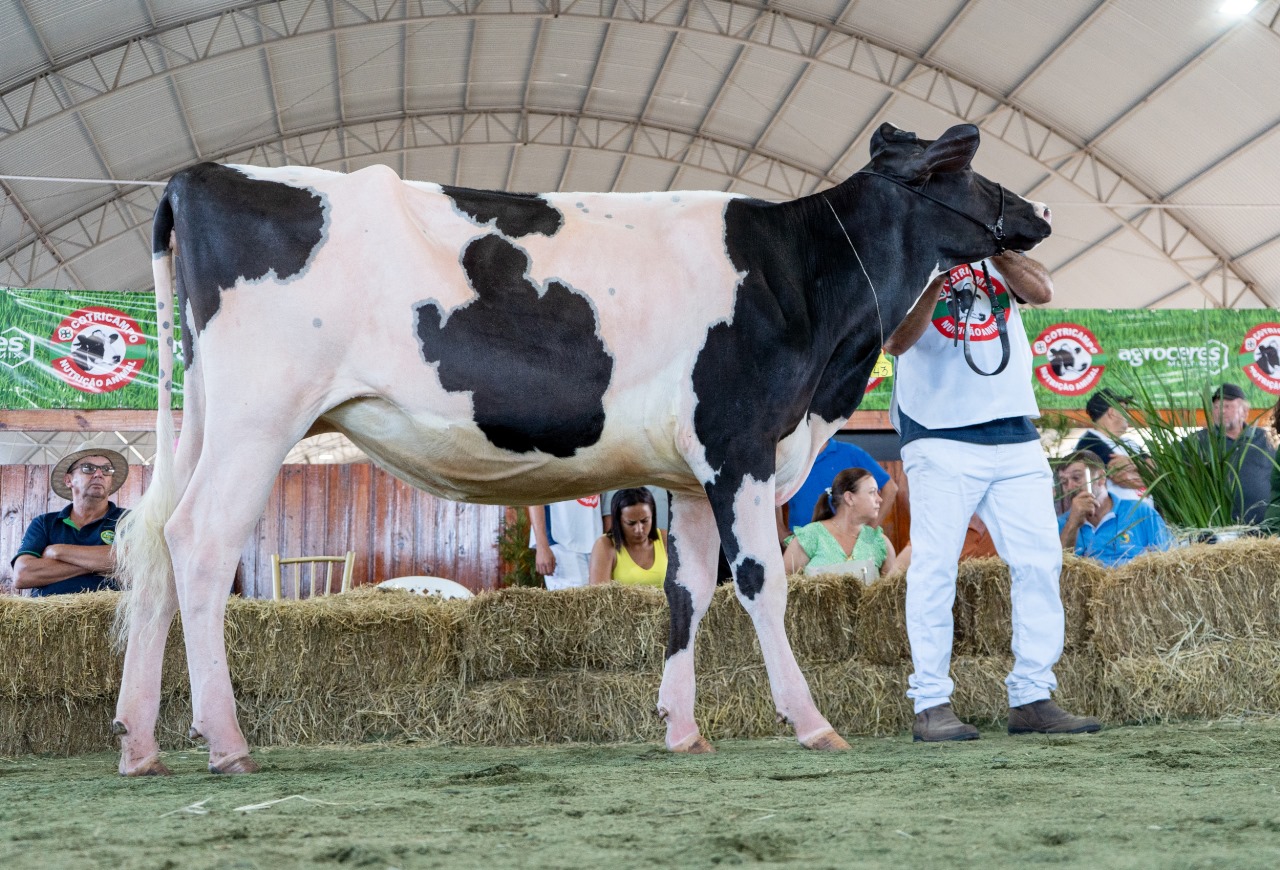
[49,306,145,393]
[1242,323,1280,395]
[1032,323,1104,396]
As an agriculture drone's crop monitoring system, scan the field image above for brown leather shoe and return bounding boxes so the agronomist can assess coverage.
[913,703,979,742]
[1008,699,1101,734]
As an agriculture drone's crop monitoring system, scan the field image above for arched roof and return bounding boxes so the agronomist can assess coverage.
[3,0,1280,309]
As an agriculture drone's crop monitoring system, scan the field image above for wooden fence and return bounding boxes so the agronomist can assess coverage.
[0,464,506,598]
[2,459,913,599]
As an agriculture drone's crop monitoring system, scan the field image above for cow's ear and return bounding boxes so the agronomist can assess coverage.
[870,123,918,159]
[911,124,980,179]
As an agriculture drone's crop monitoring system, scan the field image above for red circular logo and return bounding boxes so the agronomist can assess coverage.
[1032,323,1104,396]
[49,306,145,393]
[1242,322,1280,395]
[930,263,1008,343]
[577,495,600,508]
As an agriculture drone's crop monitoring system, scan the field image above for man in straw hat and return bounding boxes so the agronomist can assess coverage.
[11,443,129,596]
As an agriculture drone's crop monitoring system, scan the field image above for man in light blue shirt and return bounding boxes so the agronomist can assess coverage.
[1057,451,1172,567]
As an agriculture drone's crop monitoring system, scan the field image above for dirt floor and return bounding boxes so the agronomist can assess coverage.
[2,719,1279,869]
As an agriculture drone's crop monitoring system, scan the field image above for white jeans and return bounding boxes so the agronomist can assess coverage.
[902,437,1064,713]
[543,545,591,590]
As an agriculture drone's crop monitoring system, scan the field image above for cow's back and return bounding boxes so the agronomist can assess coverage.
[177,165,750,502]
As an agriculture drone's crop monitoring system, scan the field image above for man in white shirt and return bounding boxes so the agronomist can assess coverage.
[527,497,604,590]
[885,252,1101,742]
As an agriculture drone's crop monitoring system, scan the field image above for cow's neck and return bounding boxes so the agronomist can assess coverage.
[790,177,946,425]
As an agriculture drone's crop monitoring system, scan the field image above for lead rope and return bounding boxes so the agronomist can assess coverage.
[958,259,1011,376]
[822,194,885,351]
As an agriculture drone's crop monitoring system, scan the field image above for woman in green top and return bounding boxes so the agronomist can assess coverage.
[783,467,897,583]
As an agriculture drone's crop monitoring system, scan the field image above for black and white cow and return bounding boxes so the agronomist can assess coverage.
[113,123,1051,776]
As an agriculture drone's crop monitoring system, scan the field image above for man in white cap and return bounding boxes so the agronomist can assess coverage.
[11,443,129,596]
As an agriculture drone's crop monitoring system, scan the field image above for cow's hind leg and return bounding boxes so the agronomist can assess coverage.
[658,494,720,753]
[115,594,179,775]
[712,475,849,750]
[168,422,301,774]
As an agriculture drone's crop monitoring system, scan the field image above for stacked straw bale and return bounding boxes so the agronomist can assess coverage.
[7,538,1280,755]
[854,556,1103,665]
[1090,538,1280,722]
[1092,538,1280,657]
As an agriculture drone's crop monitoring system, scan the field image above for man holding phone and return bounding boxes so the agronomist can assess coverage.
[1057,451,1171,567]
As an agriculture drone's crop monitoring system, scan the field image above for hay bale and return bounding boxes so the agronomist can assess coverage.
[1092,538,1280,658]
[225,590,465,695]
[0,593,188,699]
[444,658,912,745]
[960,556,1103,658]
[446,671,664,744]
[459,574,859,684]
[1102,640,1280,723]
[459,585,668,683]
[0,693,192,757]
[236,684,461,747]
[695,574,862,673]
[947,652,1107,725]
[853,557,1101,665]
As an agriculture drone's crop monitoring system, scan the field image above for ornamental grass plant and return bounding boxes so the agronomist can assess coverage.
[1112,373,1263,536]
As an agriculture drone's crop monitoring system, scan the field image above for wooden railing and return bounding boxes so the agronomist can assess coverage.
[1,464,506,597]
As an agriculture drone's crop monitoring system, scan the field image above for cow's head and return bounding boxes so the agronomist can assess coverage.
[864,123,1052,259]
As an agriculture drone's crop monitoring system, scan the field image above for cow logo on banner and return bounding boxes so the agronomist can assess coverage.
[930,263,1007,342]
[1241,322,1280,395]
[50,306,146,393]
[1032,323,1104,396]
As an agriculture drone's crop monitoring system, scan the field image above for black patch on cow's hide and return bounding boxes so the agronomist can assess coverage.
[156,163,326,366]
[441,186,563,238]
[691,198,826,565]
[733,558,766,601]
[664,533,694,658]
[416,234,612,457]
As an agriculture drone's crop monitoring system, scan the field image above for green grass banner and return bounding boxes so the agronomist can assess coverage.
[1,287,1277,413]
[864,307,1280,411]
[0,289,182,410]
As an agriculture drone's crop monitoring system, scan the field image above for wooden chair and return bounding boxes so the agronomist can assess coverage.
[271,551,356,600]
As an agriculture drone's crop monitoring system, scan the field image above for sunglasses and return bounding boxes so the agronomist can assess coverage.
[75,463,115,477]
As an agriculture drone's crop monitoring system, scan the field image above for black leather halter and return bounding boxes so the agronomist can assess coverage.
[856,170,1012,376]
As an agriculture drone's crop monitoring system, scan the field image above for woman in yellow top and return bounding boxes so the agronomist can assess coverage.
[588,488,667,586]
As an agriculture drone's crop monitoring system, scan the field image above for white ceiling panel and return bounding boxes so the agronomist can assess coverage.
[467,18,540,109]
[526,20,605,112]
[843,0,968,56]
[1,0,1278,306]
[929,0,1100,97]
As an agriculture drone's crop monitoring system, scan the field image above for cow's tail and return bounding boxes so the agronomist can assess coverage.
[112,193,179,650]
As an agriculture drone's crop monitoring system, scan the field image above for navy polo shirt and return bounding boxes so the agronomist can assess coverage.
[12,502,125,596]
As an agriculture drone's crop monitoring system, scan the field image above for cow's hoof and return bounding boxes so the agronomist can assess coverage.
[669,733,716,754]
[110,719,128,736]
[121,754,172,777]
[800,728,851,751]
[209,753,261,775]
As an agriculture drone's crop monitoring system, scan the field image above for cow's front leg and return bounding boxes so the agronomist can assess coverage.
[712,474,850,750]
[657,494,720,753]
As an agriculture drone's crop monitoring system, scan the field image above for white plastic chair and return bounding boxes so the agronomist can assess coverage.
[377,575,474,600]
